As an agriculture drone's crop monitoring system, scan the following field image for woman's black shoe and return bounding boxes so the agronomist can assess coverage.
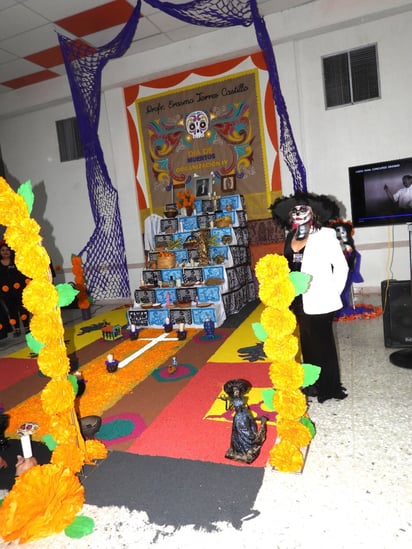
[317,389,348,403]
[302,385,318,397]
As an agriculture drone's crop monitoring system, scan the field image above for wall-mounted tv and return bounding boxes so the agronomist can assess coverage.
[349,156,412,228]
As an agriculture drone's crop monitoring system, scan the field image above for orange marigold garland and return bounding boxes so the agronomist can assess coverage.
[71,254,91,310]
[0,177,104,543]
[254,253,319,473]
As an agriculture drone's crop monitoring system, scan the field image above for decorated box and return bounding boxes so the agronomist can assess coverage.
[160,267,183,284]
[160,218,178,234]
[176,287,197,302]
[209,245,229,261]
[202,265,225,280]
[192,307,217,324]
[142,270,162,286]
[182,267,203,284]
[180,215,199,231]
[172,230,192,243]
[127,309,149,327]
[154,288,177,305]
[169,308,193,325]
[134,289,156,304]
[219,194,242,211]
[215,210,236,225]
[147,309,169,326]
[173,249,189,264]
[211,227,233,244]
[197,286,220,303]
[154,234,173,248]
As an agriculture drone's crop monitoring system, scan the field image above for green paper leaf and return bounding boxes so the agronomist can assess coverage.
[56,283,79,307]
[67,374,79,396]
[26,332,44,354]
[17,180,34,214]
[252,322,268,342]
[289,271,311,296]
[64,515,95,539]
[300,416,316,438]
[302,363,321,388]
[42,433,57,451]
[262,388,276,411]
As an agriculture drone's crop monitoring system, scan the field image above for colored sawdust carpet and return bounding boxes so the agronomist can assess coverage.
[208,302,266,363]
[5,327,199,440]
[128,361,276,467]
[0,358,38,391]
[83,452,265,530]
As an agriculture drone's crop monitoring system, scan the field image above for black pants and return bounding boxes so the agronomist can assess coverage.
[296,310,343,398]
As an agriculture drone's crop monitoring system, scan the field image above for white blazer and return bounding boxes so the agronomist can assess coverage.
[299,227,349,314]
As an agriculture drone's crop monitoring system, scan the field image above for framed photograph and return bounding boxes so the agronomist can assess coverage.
[221,174,236,193]
[194,175,213,199]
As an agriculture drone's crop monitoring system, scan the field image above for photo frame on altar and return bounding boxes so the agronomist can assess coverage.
[194,175,213,199]
[221,174,236,193]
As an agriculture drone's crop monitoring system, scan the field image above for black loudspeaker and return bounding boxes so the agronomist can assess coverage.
[381,280,412,348]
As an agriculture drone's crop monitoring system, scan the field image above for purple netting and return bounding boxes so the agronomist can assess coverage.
[58,1,142,299]
[59,0,306,299]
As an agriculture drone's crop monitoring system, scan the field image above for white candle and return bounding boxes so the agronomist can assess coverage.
[165,317,170,324]
[21,434,33,458]
[107,354,114,362]
[130,324,136,333]
[178,322,185,332]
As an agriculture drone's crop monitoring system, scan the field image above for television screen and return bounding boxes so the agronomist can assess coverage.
[349,156,412,228]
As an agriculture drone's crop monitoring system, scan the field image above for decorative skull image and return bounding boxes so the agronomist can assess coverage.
[186,110,209,139]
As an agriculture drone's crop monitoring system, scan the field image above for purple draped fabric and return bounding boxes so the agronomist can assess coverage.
[59,0,306,299]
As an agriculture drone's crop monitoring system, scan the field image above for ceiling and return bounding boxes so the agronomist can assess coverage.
[0,0,313,94]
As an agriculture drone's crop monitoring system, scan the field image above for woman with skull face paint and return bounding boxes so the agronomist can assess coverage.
[270,192,349,403]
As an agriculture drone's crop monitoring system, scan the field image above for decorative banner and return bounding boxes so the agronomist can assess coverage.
[125,54,282,224]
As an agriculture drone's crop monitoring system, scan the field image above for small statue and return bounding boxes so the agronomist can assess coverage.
[203,318,215,339]
[221,379,268,464]
[168,357,178,375]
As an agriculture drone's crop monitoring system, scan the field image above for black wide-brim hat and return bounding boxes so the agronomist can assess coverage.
[270,191,340,228]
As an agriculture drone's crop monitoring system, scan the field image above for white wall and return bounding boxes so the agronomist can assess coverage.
[1,0,412,294]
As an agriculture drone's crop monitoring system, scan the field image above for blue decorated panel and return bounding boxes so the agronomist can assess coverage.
[197,286,220,302]
[202,265,225,280]
[219,194,242,211]
[211,227,233,244]
[148,309,169,326]
[192,307,217,324]
[180,215,199,231]
[172,231,192,243]
[154,288,177,305]
[209,245,229,260]
[173,249,189,264]
[160,268,183,283]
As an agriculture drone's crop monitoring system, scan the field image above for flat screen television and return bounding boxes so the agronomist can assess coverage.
[349,156,412,228]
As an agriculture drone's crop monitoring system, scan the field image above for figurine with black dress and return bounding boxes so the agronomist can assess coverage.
[270,192,349,403]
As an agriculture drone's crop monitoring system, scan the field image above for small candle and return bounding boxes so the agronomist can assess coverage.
[21,434,33,458]
[178,322,185,332]
[165,317,170,324]
[130,324,136,333]
[107,354,114,362]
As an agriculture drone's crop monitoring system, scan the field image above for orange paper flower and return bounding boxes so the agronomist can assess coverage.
[0,464,84,544]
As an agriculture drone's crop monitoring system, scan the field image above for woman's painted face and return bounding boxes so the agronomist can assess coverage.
[290,205,313,226]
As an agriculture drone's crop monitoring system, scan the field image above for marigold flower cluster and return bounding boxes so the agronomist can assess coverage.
[0,177,106,543]
[255,253,313,472]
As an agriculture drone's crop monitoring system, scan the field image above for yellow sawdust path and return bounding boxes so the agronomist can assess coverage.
[209,302,265,362]
[8,307,130,359]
